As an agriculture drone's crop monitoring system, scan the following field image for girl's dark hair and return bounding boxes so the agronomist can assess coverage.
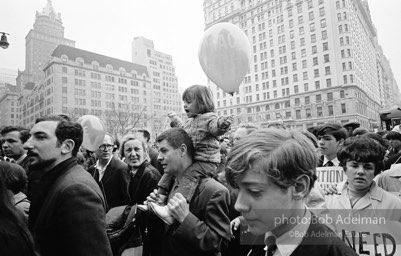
[0,165,37,255]
[338,136,385,175]
[0,162,27,194]
[182,85,215,114]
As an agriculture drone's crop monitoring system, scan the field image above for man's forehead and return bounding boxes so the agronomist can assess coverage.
[318,133,334,138]
[157,139,172,149]
[237,170,269,186]
[103,134,113,144]
[3,130,21,138]
[31,121,58,134]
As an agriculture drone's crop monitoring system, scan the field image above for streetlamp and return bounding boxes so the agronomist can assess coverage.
[0,32,10,49]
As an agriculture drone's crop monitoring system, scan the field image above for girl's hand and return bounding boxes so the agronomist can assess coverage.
[167,111,178,119]
[219,115,234,129]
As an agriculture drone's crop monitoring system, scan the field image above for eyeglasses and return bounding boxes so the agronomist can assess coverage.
[99,144,114,151]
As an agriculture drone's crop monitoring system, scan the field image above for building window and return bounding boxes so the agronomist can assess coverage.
[305,96,310,104]
[302,60,307,69]
[323,42,329,51]
[327,92,333,101]
[328,105,334,116]
[306,108,311,118]
[340,90,345,98]
[315,81,320,89]
[303,71,308,80]
[295,98,300,106]
[316,94,321,103]
[319,7,325,16]
[312,45,317,54]
[62,67,68,73]
[294,85,299,93]
[325,66,331,75]
[326,78,332,87]
[296,110,301,119]
[341,103,346,114]
[320,18,326,28]
[62,77,67,83]
[317,106,323,116]
[304,83,309,92]
[309,11,315,21]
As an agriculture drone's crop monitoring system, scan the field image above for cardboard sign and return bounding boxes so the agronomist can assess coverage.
[316,167,345,192]
[336,221,401,256]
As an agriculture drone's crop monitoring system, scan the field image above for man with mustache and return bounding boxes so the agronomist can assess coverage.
[24,115,112,256]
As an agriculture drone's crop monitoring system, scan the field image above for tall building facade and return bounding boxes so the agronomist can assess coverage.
[0,68,17,85]
[132,37,182,136]
[0,85,19,126]
[203,0,387,130]
[19,45,156,138]
[16,0,75,89]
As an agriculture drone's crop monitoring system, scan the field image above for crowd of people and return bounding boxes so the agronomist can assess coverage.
[1,84,401,256]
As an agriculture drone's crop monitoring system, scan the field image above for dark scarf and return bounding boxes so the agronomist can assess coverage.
[28,157,78,230]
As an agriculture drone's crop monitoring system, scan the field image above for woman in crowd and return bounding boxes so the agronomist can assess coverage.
[0,162,30,223]
[120,135,162,256]
[325,136,401,221]
[0,162,37,256]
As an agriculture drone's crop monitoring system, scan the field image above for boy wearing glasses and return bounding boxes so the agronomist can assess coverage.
[88,134,130,211]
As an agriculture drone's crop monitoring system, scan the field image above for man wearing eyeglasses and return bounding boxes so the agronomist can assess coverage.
[88,134,130,211]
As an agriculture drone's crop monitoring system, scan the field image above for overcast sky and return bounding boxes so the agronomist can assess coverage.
[1,0,400,92]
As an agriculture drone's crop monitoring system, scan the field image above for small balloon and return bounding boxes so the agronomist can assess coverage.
[77,115,105,151]
[198,22,251,95]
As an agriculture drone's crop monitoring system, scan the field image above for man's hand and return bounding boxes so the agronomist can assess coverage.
[146,189,159,204]
[230,217,241,237]
[167,193,190,223]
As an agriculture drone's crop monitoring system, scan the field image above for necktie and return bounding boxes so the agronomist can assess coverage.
[265,236,277,256]
[325,160,334,167]
[93,168,100,182]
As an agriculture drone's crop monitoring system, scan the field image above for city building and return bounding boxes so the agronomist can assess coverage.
[19,44,154,138]
[378,47,401,108]
[0,68,17,86]
[132,37,182,136]
[203,0,395,130]
[16,0,75,89]
[0,84,19,126]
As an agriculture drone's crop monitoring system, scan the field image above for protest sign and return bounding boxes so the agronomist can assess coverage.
[336,220,401,256]
[316,167,345,192]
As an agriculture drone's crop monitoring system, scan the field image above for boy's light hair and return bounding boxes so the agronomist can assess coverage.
[226,128,317,194]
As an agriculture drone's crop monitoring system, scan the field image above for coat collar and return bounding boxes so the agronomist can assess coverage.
[337,181,383,210]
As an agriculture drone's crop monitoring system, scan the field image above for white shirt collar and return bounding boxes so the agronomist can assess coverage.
[94,156,113,181]
[15,153,27,165]
[264,208,311,256]
[323,156,340,167]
